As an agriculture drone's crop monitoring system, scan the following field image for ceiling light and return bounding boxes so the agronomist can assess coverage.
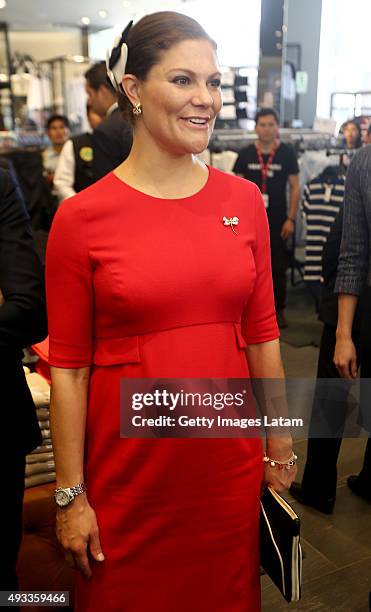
[99,10,108,18]
[0,1,7,9]
[81,16,91,25]
[122,1,131,7]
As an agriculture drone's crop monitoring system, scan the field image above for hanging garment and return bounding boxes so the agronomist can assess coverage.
[302,167,345,284]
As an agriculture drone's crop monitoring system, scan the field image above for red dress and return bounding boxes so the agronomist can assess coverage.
[46,166,279,612]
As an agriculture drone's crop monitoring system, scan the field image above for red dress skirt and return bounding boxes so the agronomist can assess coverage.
[46,167,279,612]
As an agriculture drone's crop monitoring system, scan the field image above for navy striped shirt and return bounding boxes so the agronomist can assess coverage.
[302,177,345,282]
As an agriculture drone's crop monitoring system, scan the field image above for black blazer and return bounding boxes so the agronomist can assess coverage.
[0,169,48,454]
[92,106,133,181]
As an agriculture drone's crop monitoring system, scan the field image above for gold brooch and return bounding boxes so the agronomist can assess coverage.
[222,216,239,235]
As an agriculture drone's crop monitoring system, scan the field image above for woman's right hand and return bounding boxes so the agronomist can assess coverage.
[56,494,105,579]
[334,335,358,379]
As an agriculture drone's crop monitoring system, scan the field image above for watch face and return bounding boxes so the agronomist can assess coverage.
[55,489,71,507]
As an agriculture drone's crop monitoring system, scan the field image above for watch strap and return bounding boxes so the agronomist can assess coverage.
[69,483,87,497]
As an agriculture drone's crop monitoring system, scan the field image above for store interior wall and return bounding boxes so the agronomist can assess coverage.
[317,0,371,122]
[89,0,261,68]
[286,0,322,127]
[9,31,81,62]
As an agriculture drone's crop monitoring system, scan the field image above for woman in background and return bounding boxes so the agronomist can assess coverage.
[341,119,362,160]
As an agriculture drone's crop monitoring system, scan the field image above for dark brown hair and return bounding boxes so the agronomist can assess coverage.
[118,11,216,124]
[255,107,279,125]
[45,114,70,130]
[85,61,116,94]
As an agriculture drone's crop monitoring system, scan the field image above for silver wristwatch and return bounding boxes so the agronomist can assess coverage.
[54,483,87,508]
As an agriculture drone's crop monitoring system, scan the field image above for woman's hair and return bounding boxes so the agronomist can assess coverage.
[118,11,216,124]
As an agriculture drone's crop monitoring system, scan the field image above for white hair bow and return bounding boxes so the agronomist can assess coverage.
[106,20,133,91]
[106,40,128,92]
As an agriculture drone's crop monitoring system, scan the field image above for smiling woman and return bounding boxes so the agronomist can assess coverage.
[120,38,222,161]
[111,13,222,190]
[46,10,294,612]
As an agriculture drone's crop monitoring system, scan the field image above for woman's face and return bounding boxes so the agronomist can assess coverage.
[131,39,222,155]
[343,123,359,147]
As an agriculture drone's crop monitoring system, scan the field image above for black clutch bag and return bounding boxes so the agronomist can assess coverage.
[260,486,302,602]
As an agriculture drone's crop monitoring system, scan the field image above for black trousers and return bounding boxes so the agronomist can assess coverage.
[0,452,25,596]
[358,286,371,484]
[269,220,288,312]
[301,322,371,501]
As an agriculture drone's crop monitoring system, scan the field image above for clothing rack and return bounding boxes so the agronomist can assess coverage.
[209,128,335,156]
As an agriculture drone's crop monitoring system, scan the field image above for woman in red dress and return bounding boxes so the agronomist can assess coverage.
[46,12,297,612]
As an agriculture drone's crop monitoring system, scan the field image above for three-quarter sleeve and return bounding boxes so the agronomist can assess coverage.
[241,185,279,344]
[335,152,369,296]
[46,200,93,367]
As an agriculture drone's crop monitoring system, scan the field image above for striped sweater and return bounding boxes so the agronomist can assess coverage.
[302,175,345,282]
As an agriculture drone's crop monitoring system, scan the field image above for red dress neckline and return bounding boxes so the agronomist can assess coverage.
[110,164,212,202]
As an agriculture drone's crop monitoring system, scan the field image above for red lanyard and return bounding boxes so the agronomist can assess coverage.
[255,141,279,194]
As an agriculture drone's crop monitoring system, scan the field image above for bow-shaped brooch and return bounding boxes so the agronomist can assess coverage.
[222,216,239,235]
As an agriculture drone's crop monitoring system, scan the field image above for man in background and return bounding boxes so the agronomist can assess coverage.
[334,145,371,502]
[0,169,47,597]
[233,108,300,328]
[42,114,70,185]
[54,105,103,202]
[85,62,133,181]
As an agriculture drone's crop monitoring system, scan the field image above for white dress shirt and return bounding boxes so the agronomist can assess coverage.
[53,140,76,202]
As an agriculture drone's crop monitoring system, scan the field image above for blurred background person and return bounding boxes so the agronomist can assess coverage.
[341,119,362,163]
[85,62,133,181]
[54,105,104,202]
[334,145,371,502]
[290,203,363,513]
[42,114,70,186]
[365,124,371,146]
[0,169,47,597]
[233,108,300,329]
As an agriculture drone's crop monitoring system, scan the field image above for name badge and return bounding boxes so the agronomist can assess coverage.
[262,194,269,208]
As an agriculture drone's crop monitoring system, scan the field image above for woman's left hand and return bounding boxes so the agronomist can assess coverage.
[263,461,297,493]
[262,437,297,493]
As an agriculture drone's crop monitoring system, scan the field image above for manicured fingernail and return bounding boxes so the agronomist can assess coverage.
[97,553,105,561]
